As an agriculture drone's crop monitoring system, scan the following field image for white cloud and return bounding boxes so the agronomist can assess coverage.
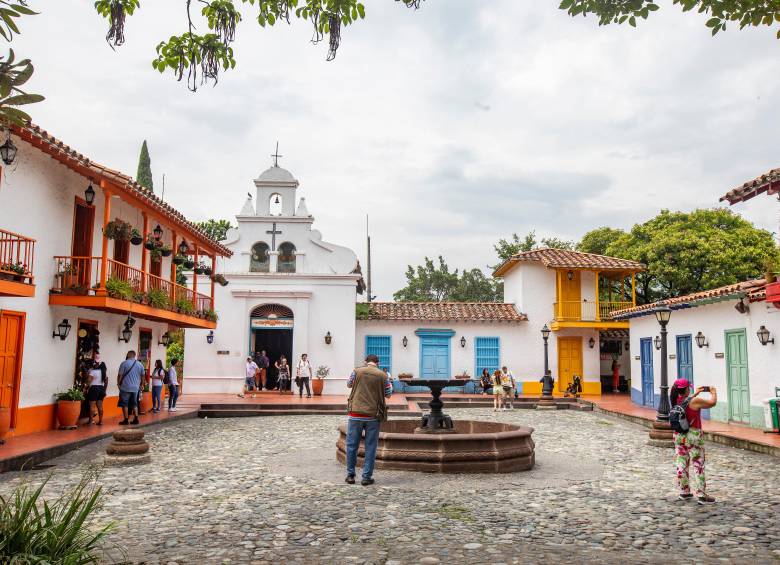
[10,1,780,299]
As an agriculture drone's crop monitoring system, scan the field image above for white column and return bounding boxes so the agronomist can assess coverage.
[269,251,279,273]
[294,252,305,273]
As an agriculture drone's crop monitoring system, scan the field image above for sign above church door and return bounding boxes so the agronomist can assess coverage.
[251,318,294,329]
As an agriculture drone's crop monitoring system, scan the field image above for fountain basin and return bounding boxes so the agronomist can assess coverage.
[336,419,535,473]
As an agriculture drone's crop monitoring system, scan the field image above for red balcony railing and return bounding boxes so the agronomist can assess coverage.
[0,229,35,285]
[52,256,213,315]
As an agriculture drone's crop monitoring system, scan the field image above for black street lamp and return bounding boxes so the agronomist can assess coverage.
[538,324,555,407]
[541,324,551,376]
[650,304,674,446]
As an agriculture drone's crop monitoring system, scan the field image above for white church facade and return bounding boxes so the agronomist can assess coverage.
[184,164,363,394]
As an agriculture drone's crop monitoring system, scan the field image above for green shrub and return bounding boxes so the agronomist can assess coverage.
[202,308,218,322]
[0,469,118,563]
[53,387,85,402]
[105,278,134,301]
[355,303,370,320]
[146,288,170,309]
[175,297,195,315]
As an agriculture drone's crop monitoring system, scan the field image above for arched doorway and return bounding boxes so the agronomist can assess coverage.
[250,304,293,390]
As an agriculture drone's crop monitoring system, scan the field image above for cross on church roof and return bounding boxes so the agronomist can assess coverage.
[271,141,283,167]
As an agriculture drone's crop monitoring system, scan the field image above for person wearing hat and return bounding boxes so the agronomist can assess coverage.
[670,378,718,504]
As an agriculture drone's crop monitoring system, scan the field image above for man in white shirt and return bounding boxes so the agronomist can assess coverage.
[245,357,259,394]
[296,353,313,398]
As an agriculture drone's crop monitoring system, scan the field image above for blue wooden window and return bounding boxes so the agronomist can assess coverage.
[365,335,392,374]
[475,337,500,376]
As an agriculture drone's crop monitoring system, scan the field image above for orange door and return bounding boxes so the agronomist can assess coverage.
[557,336,583,392]
[0,311,24,427]
[71,199,95,287]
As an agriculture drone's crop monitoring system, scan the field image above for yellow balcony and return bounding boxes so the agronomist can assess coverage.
[551,301,632,330]
[48,256,216,329]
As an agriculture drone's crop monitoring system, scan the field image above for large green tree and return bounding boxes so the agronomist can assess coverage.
[576,226,625,256]
[393,256,502,302]
[136,139,153,191]
[598,209,776,304]
[194,218,233,241]
[493,230,575,266]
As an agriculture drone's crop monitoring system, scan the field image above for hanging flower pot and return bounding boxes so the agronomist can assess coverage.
[173,254,185,266]
[161,247,172,258]
[194,265,205,275]
[184,259,195,270]
[130,229,143,246]
[204,266,213,276]
[145,240,156,251]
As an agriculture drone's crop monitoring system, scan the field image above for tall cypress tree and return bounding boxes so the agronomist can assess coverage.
[136,140,154,192]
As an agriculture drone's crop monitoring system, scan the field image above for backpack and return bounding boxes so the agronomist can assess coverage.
[163,369,171,385]
[669,398,691,434]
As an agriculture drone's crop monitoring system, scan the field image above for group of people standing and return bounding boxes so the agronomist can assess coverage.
[83,350,180,426]
[243,352,314,398]
[478,366,517,411]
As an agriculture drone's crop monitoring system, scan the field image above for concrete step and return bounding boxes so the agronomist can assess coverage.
[198,409,419,418]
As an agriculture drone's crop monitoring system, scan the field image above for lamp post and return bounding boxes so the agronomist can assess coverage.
[538,324,555,409]
[649,304,674,447]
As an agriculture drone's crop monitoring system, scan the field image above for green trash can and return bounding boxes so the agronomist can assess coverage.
[770,398,779,431]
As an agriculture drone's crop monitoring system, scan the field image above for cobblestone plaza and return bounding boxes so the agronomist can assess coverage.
[2,409,779,564]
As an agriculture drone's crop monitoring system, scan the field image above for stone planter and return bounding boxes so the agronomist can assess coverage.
[56,400,81,429]
[312,379,325,396]
[0,406,10,441]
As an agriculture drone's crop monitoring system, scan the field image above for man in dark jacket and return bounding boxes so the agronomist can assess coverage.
[344,354,392,486]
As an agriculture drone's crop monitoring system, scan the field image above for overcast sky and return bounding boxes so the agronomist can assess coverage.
[15,1,780,299]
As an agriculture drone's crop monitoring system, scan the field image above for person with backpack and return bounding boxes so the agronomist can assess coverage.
[669,378,718,504]
[167,358,180,412]
[117,351,145,426]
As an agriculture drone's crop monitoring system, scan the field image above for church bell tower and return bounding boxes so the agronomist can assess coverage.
[254,144,299,217]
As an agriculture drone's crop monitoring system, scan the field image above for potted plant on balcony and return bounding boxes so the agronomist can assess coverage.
[313,365,329,396]
[203,265,213,276]
[213,273,229,287]
[183,258,195,270]
[130,228,143,246]
[0,261,27,282]
[160,244,172,257]
[145,235,160,251]
[201,308,218,322]
[54,386,85,429]
[56,262,79,293]
[147,288,170,309]
[105,277,135,301]
[175,297,195,316]
[173,253,186,266]
[194,263,205,275]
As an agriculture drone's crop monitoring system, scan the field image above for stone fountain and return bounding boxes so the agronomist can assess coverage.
[336,379,535,473]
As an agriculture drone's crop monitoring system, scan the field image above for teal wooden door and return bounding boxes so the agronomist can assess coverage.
[725,329,750,423]
[421,340,450,379]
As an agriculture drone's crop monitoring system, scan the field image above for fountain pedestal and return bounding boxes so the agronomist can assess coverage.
[415,379,459,433]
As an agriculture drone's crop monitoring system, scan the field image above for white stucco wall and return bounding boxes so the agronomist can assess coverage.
[627,299,780,428]
[0,136,170,422]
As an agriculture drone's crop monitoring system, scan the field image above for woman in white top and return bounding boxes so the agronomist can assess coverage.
[86,353,107,425]
[167,358,179,412]
[296,353,313,398]
[151,359,166,413]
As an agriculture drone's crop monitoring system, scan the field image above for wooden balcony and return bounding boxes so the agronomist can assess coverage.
[551,301,632,330]
[49,256,216,329]
[0,229,35,297]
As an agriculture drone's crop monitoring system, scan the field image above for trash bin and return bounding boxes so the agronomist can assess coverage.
[763,398,779,432]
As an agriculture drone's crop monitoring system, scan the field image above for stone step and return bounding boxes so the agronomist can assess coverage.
[198,409,420,418]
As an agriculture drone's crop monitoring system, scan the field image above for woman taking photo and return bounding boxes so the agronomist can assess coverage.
[670,378,717,504]
[86,353,107,425]
[479,368,492,396]
[276,355,291,395]
[151,359,165,413]
[492,370,503,411]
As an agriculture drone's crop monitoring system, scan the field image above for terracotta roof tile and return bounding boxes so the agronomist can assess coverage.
[494,248,644,276]
[365,302,527,322]
[720,167,780,205]
[612,279,767,319]
[12,124,232,257]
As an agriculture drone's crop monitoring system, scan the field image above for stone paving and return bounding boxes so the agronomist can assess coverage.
[2,408,779,564]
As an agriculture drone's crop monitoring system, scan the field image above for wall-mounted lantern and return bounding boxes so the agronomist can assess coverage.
[52,319,72,340]
[153,224,163,240]
[119,325,133,343]
[0,132,17,166]
[178,240,189,255]
[159,332,171,346]
[324,331,332,345]
[206,330,214,344]
[567,270,574,281]
[460,336,466,348]
[402,336,408,348]
[757,325,774,346]
[695,331,709,348]
[84,181,96,205]
[654,335,662,351]
[588,337,595,349]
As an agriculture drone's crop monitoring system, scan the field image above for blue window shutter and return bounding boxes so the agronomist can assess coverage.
[365,335,392,374]
[475,337,500,376]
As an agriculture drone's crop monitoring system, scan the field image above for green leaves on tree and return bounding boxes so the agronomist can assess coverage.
[560,0,780,38]
[136,139,153,191]
[152,32,236,91]
[194,219,234,242]
[94,0,140,49]
[0,49,43,126]
[393,256,503,303]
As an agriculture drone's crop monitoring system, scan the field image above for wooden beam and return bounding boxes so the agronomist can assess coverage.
[210,254,216,307]
[192,244,199,309]
[141,213,149,293]
[631,272,636,306]
[97,181,112,294]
